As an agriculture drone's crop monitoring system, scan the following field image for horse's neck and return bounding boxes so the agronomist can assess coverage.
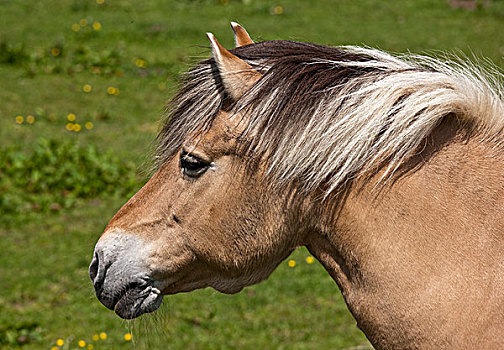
[307,118,504,349]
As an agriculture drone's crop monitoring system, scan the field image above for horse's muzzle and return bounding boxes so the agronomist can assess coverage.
[89,232,164,319]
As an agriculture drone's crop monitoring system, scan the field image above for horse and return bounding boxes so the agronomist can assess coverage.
[89,23,504,349]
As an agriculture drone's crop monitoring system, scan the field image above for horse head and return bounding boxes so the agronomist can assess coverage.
[89,23,313,319]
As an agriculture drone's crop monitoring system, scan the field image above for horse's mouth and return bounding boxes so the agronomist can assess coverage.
[95,279,164,319]
[113,283,164,319]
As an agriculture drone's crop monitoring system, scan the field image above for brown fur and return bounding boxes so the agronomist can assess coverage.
[309,118,504,348]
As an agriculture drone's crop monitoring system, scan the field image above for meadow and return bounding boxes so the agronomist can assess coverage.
[1,0,504,349]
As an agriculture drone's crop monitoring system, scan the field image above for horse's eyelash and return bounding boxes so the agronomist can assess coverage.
[180,151,209,164]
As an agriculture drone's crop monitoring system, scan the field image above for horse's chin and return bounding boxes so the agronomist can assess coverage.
[114,286,164,319]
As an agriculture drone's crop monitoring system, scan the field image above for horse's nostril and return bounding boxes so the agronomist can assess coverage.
[89,252,99,282]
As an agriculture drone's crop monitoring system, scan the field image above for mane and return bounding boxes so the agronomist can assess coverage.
[156,40,504,195]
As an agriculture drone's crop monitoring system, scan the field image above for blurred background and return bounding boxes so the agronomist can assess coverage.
[1,0,503,349]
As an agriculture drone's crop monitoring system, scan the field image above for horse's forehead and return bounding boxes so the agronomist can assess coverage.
[185,111,243,155]
[213,110,248,135]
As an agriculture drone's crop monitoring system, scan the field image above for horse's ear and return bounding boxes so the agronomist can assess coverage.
[230,22,254,47]
[207,32,261,101]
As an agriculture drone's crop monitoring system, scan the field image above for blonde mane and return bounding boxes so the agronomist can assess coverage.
[157,41,504,196]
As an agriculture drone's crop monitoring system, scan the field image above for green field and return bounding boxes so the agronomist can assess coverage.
[1,0,504,349]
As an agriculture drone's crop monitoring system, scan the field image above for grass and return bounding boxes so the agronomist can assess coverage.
[1,0,503,348]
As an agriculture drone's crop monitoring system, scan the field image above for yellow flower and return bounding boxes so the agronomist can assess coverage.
[87,344,94,350]
[73,123,82,132]
[56,338,64,346]
[71,23,81,32]
[67,113,76,122]
[306,256,315,264]
[66,123,74,131]
[26,115,35,124]
[135,58,147,68]
[79,18,88,27]
[92,334,99,341]
[99,332,107,340]
[78,340,86,347]
[15,115,24,124]
[83,84,92,93]
[124,333,132,341]
[51,347,58,350]
[288,259,296,268]
[51,47,61,56]
[96,0,105,4]
[85,122,94,130]
[272,5,283,15]
[107,86,116,95]
[92,22,101,31]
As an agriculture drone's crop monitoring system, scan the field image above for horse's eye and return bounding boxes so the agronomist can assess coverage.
[180,151,210,178]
